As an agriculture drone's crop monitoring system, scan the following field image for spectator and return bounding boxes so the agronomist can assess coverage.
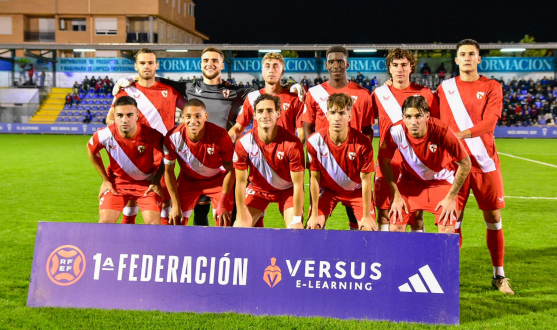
[508,112,517,126]
[518,78,527,90]
[531,104,539,124]
[245,82,251,88]
[238,81,244,87]
[64,93,72,106]
[83,110,93,124]
[226,75,234,85]
[548,76,556,88]
[437,63,447,81]
[356,71,364,84]
[287,76,296,84]
[28,64,35,85]
[364,76,370,85]
[314,75,323,85]
[364,80,373,93]
[178,77,185,83]
[540,76,548,86]
[252,76,260,87]
[82,76,90,91]
[72,93,80,106]
[90,76,97,87]
[420,63,431,86]
[72,81,80,95]
[323,75,329,82]
[94,81,102,95]
[301,76,310,91]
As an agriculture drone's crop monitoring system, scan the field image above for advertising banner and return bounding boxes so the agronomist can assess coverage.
[494,126,557,138]
[28,222,460,325]
[0,123,104,134]
[479,57,555,72]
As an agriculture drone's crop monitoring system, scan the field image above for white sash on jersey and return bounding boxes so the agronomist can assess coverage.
[374,86,403,124]
[441,78,496,173]
[389,125,454,184]
[247,90,262,109]
[308,133,361,191]
[239,133,292,190]
[124,86,168,136]
[308,85,330,116]
[166,131,223,178]
[97,128,152,181]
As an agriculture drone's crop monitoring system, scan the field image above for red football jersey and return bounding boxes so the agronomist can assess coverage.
[88,123,164,186]
[113,81,182,136]
[379,118,468,186]
[302,81,374,135]
[307,127,374,193]
[437,76,502,173]
[163,122,234,181]
[233,126,305,193]
[236,88,304,133]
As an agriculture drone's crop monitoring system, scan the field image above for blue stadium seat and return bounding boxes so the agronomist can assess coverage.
[88,88,94,93]
[94,100,100,105]
[56,117,63,122]
[85,106,91,110]
[78,105,84,110]
[92,106,98,110]
[96,111,102,116]
[521,89,527,95]
[539,119,547,125]
[63,105,70,110]
[70,105,77,110]
[63,117,70,122]
[59,111,66,116]
[71,117,78,122]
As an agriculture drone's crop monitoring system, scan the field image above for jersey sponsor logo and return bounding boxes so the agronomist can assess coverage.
[133,94,141,98]
[207,147,214,155]
[195,88,202,94]
[137,145,145,153]
[348,152,356,160]
[283,103,290,111]
[250,151,259,157]
[400,144,409,150]
[46,245,87,286]
[476,91,485,99]
[320,151,328,157]
[233,151,238,162]
[277,151,285,160]
[498,197,504,202]
[222,89,231,98]
[263,257,282,288]
[448,90,455,95]
[428,143,438,153]
[319,96,328,102]
[162,90,168,98]
[382,95,390,100]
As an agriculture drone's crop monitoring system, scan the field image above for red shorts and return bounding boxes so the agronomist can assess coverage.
[245,187,294,213]
[160,176,170,201]
[99,184,162,212]
[177,175,230,218]
[374,152,402,210]
[396,180,460,226]
[317,188,376,221]
[457,169,505,211]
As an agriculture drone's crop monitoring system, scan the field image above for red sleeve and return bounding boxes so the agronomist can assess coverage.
[443,127,469,162]
[468,113,499,138]
[378,129,397,160]
[359,137,374,173]
[163,132,178,164]
[426,90,440,119]
[293,98,304,129]
[87,131,104,154]
[233,142,249,170]
[484,81,503,119]
[111,90,127,107]
[302,93,316,124]
[218,129,234,162]
[306,140,320,172]
[360,94,374,136]
[287,140,305,172]
[236,98,253,127]
[152,130,164,153]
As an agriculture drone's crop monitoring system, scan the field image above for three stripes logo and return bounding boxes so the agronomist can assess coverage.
[398,265,444,294]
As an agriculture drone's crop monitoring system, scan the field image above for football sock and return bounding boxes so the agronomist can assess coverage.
[379,224,390,232]
[411,229,424,233]
[455,221,463,249]
[160,206,171,225]
[486,220,505,275]
[122,206,138,224]
[193,203,210,226]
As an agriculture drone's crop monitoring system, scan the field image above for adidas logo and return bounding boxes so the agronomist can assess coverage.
[398,265,444,294]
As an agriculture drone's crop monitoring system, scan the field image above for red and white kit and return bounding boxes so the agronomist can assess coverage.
[379,118,468,224]
[437,76,505,210]
[302,81,375,135]
[88,123,164,212]
[236,88,304,133]
[372,83,438,209]
[307,127,376,220]
[233,126,305,213]
[163,122,234,221]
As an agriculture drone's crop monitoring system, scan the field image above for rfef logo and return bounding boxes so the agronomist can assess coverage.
[46,245,86,286]
[263,257,281,288]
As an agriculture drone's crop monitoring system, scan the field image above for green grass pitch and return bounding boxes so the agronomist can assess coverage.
[0,134,556,329]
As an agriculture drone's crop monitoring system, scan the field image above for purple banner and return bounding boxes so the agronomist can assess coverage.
[0,123,104,135]
[494,126,557,138]
[28,222,459,325]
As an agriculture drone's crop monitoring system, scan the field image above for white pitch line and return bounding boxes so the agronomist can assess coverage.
[504,196,557,200]
[498,152,557,169]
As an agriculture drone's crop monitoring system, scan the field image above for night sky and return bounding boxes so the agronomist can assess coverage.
[196,0,557,45]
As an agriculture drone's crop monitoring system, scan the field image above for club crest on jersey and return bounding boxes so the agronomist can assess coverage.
[277,151,284,160]
[162,90,168,98]
[138,145,145,153]
[222,89,231,98]
[476,91,485,99]
[348,152,356,160]
[207,147,214,155]
[283,103,290,111]
[428,143,438,153]
[351,96,358,103]
[195,88,202,94]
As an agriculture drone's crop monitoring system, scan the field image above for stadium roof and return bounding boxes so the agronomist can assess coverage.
[1,42,557,51]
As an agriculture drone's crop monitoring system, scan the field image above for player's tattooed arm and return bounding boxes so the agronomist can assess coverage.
[164,162,182,225]
[228,123,246,143]
[359,172,378,231]
[290,171,305,219]
[233,169,249,228]
[87,148,117,199]
[378,153,408,224]
[307,171,325,229]
[436,155,471,225]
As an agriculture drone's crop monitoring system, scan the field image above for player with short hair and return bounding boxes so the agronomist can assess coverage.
[373,48,439,232]
[379,95,471,233]
[87,96,165,224]
[233,94,305,229]
[302,45,375,230]
[436,39,513,294]
[163,99,235,226]
[108,48,185,225]
[306,93,377,231]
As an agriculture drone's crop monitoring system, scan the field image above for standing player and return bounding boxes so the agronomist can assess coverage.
[436,39,513,294]
[228,52,305,144]
[378,95,471,233]
[163,99,235,226]
[302,46,375,230]
[87,96,165,224]
[373,48,439,232]
[108,48,185,225]
[306,93,377,231]
[233,94,305,229]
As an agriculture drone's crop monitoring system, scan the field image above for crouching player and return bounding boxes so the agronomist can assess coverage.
[163,99,235,226]
[306,93,377,231]
[233,94,305,229]
[379,95,471,233]
[87,96,165,224]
